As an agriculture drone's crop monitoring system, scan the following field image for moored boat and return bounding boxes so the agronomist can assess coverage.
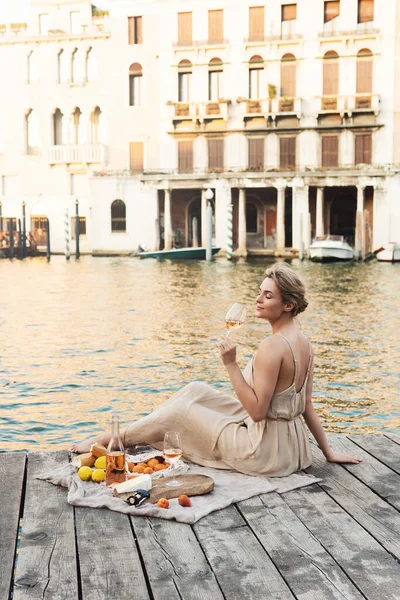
[376,242,400,262]
[308,235,354,262]
[139,247,221,260]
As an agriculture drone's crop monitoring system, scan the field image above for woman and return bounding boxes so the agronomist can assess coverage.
[72,263,361,475]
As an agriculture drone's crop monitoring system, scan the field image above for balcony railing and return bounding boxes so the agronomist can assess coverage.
[239,97,302,117]
[49,144,107,164]
[318,95,347,112]
[244,32,302,43]
[347,94,380,114]
[172,39,228,48]
[319,22,379,37]
[169,101,230,121]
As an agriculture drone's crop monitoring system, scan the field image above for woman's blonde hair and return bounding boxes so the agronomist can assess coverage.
[264,263,308,316]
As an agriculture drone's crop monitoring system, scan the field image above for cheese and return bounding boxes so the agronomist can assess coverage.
[114,474,152,494]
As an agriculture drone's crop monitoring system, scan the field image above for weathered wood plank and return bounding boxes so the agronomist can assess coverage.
[0,452,26,600]
[75,507,150,600]
[384,433,400,446]
[13,451,78,600]
[308,441,400,561]
[320,436,400,512]
[238,492,364,600]
[284,485,400,600]
[348,434,400,475]
[131,516,224,600]
[194,504,294,600]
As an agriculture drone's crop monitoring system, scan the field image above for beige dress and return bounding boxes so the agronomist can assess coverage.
[123,334,312,477]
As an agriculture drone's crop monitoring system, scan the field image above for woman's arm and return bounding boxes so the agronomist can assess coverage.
[303,353,362,464]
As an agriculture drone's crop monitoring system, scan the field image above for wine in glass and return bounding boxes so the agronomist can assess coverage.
[163,431,183,487]
[225,303,246,336]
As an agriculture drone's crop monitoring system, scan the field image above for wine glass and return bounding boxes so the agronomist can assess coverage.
[163,431,183,487]
[225,303,246,336]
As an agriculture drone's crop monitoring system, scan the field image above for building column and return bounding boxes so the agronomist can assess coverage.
[355,185,365,259]
[201,189,207,247]
[292,185,309,252]
[316,187,324,237]
[164,189,173,250]
[238,188,247,256]
[276,186,286,252]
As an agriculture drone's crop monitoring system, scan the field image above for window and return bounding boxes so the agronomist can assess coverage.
[71,48,85,83]
[358,0,374,24]
[246,203,258,233]
[27,51,39,83]
[111,200,126,232]
[208,9,223,43]
[281,4,297,38]
[91,107,104,144]
[324,1,340,33]
[26,109,40,154]
[1,176,18,198]
[39,13,49,35]
[356,49,373,94]
[178,60,192,102]
[130,142,144,172]
[178,140,193,173]
[72,107,82,144]
[53,108,64,145]
[71,217,86,239]
[321,135,339,167]
[178,12,192,45]
[208,58,223,101]
[31,216,47,245]
[355,134,372,164]
[279,136,296,169]
[70,11,81,34]
[129,63,143,106]
[128,16,142,44]
[323,51,339,96]
[249,55,263,99]
[86,47,96,81]
[208,139,224,171]
[58,49,69,83]
[280,53,296,98]
[248,138,264,171]
[249,6,264,41]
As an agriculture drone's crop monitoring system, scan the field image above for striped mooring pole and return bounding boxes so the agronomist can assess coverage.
[226,203,233,260]
[64,208,70,260]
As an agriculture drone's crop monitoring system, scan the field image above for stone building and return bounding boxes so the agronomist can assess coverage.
[0,0,400,255]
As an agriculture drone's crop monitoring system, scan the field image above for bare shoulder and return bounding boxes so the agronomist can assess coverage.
[257,336,287,360]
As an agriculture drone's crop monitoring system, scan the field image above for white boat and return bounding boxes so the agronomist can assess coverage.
[376,242,400,262]
[308,235,354,262]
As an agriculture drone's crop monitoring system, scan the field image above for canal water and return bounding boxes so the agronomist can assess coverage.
[1,256,399,451]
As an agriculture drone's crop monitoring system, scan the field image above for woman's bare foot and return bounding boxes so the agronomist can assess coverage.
[70,432,111,454]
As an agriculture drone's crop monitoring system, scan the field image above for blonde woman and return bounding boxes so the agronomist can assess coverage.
[72,263,361,475]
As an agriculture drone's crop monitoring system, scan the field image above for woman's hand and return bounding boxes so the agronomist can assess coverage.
[326,451,363,464]
[217,337,237,367]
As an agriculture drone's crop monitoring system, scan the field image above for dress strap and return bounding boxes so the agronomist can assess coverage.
[274,333,297,383]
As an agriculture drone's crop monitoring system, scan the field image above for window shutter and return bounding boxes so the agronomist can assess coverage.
[135,16,143,43]
[178,141,193,173]
[324,1,340,22]
[356,52,372,94]
[321,135,339,167]
[355,135,372,164]
[282,4,297,21]
[178,12,192,44]
[323,56,339,95]
[358,0,374,23]
[130,142,144,172]
[128,17,135,44]
[249,6,264,41]
[208,10,223,43]
[280,59,296,97]
[208,139,224,171]
[280,136,296,169]
[248,138,264,170]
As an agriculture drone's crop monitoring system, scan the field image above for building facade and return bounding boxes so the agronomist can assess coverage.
[1,0,400,255]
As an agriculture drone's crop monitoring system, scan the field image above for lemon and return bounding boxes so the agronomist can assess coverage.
[91,469,106,483]
[78,466,93,481]
[94,456,106,470]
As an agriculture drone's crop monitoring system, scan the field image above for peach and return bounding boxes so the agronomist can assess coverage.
[178,495,192,507]
[157,498,169,509]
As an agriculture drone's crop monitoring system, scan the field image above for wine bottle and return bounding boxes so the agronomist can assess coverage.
[106,415,127,488]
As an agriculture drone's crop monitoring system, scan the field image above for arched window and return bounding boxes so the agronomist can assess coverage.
[71,48,85,83]
[53,108,64,145]
[280,53,296,98]
[91,106,106,143]
[111,200,126,232]
[178,60,192,102]
[58,49,69,83]
[246,202,258,233]
[249,55,263,99]
[72,107,82,144]
[129,63,143,106]
[356,48,373,94]
[86,47,96,82]
[323,51,339,96]
[208,58,223,102]
[26,109,40,154]
[27,51,39,83]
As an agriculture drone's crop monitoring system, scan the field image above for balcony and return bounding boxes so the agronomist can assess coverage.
[168,101,230,129]
[347,94,380,115]
[319,22,380,38]
[172,39,228,48]
[49,144,107,165]
[318,95,347,114]
[238,97,302,119]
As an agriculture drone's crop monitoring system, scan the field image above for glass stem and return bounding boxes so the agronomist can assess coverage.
[172,461,176,481]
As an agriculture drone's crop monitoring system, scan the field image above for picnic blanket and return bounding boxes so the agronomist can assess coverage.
[37,452,321,524]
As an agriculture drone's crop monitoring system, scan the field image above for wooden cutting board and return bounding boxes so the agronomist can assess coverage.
[116,474,214,505]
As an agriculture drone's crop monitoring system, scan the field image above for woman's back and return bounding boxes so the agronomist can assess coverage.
[272,330,312,395]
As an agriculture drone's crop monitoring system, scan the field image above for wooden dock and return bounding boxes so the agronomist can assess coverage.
[2,434,400,600]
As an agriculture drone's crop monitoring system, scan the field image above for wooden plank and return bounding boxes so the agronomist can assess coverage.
[238,493,364,600]
[194,504,294,599]
[0,452,26,600]
[13,451,78,600]
[384,433,400,446]
[308,442,400,561]
[283,485,400,599]
[75,508,150,600]
[321,436,400,511]
[131,516,224,600]
[349,434,400,474]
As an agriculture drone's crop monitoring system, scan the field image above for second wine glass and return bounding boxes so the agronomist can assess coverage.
[163,431,183,487]
[225,303,246,336]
